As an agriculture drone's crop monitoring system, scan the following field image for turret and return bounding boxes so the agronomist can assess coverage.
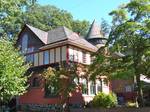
[86,20,107,48]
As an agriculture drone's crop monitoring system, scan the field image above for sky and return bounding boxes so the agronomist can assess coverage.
[38,0,129,24]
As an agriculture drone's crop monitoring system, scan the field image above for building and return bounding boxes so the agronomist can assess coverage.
[16,20,110,111]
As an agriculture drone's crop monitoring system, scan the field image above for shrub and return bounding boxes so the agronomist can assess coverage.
[126,101,137,107]
[92,92,118,108]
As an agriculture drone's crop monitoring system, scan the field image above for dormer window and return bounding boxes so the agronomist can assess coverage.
[21,34,28,53]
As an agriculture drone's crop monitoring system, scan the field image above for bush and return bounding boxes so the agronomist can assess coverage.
[92,92,118,108]
[126,101,137,107]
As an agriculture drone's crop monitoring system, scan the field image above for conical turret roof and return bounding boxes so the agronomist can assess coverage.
[86,20,103,40]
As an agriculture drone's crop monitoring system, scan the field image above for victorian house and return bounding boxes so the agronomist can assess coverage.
[16,20,135,111]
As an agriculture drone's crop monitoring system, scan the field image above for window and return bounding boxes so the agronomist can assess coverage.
[26,54,34,64]
[83,52,86,63]
[103,78,108,86]
[97,80,102,93]
[69,54,74,61]
[22,34,28,53]
[81,78,88,94]
[34,53,39,66]
[69,48,74,61]
[27,47,34,53]
[90,81,96,94]
[74,49,78,62]
[32,77,40,87]
[44,51,49,64]
[74,53,78,62]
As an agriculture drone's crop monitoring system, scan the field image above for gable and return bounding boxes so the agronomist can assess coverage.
[17,26,45,53]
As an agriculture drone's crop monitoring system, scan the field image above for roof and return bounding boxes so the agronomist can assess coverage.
[47,26,74,44]
[22,24,97,52]
[86,20,103,40]
[26,24,48,44]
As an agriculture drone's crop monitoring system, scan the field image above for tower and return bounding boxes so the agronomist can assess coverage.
[86,20,107,48]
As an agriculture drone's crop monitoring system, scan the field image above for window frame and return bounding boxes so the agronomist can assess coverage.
[43,50,49,65]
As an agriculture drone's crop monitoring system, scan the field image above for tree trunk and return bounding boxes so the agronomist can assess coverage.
[136,74,144,107]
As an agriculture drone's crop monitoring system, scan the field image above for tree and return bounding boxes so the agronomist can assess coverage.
[43,64,81,111]
[43,63,87,111]
[23,4,73,31]
[24,4,90,36]
[108,0,150,107]
[0,38,29,103]
[89,0,150,107]
[72,20,90,36]
[100,18,110,37]
[1,1,90,40]
[0,0,30,38]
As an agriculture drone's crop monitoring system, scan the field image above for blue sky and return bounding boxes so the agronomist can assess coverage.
[38,0,129,24]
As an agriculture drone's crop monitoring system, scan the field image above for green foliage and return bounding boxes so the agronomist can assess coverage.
[90,0,150,107]
[108,0,150,106]
[92,92,118,108]
[42,65,78,99]
[89,47,110,80]
[24,4,89,36]
[24,4,73,31]
[0,1,89,39]
[0,38,29,102]
[0,0,30,38]
[72,20,90,36]
[100,18,110,37]
[43,67,60,96]
[126,101,137,107]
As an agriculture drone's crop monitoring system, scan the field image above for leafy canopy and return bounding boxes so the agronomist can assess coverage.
[89,0,150,106]
[42,65,78,101]
[0,38,29,102]
[0,1,90,39]
[108,0,150,77]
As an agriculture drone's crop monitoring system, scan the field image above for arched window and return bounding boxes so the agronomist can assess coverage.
[32,77,40,87]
